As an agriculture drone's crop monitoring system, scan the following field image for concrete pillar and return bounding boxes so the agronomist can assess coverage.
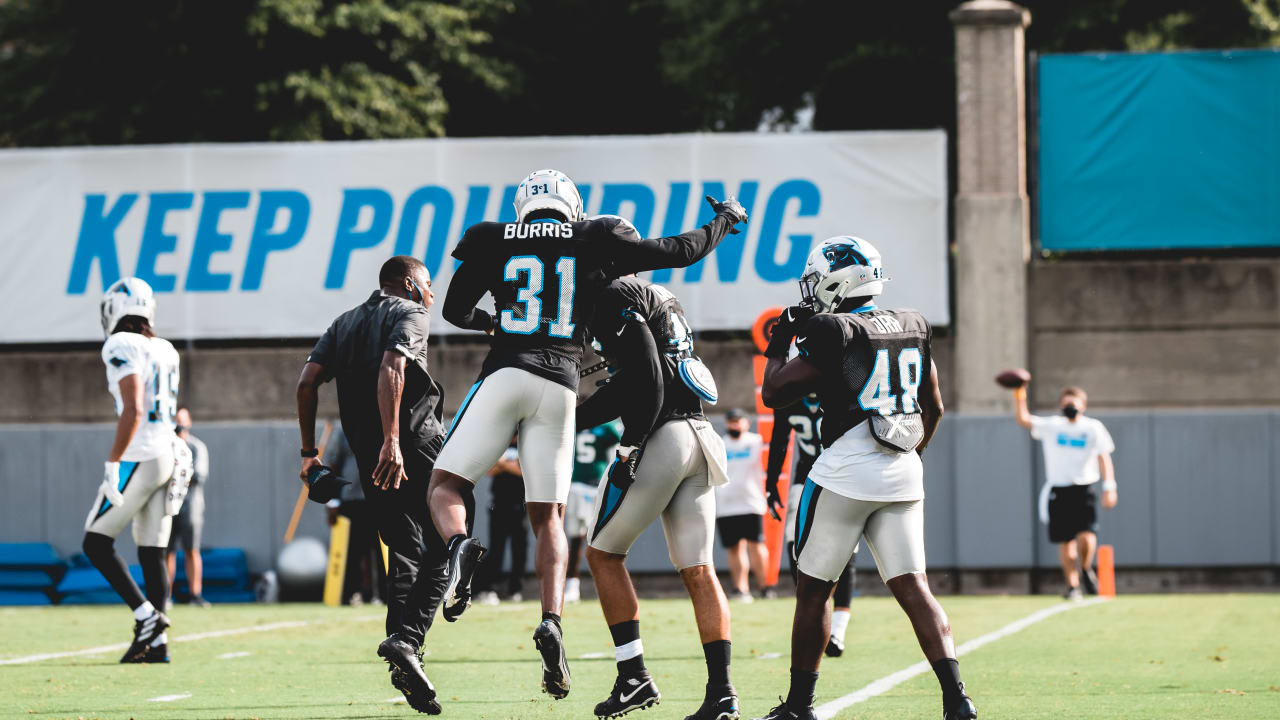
[950,0,1031,414]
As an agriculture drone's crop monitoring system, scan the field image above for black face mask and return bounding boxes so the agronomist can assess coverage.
[175,425,190,434]
[727,428,743,438]
[1062,405,1080,420]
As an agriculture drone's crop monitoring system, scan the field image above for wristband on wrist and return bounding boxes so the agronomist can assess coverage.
[1101,480,1117,492]
[301,448,319,458]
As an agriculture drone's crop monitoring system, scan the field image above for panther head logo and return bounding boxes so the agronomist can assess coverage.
[823,242,867,271]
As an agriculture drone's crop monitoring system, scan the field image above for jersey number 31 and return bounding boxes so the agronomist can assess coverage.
[501,256,576,338]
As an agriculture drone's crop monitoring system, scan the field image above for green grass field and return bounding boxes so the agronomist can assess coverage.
[2,594,1277,719]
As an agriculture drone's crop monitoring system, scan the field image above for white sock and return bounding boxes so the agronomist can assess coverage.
[831,610,851,641]
[565,578,580,593]
[133,602,156,621]
[150,632,168,647]
[614,638,644,663]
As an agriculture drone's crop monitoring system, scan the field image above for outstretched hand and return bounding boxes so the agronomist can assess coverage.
[705,195,748,234]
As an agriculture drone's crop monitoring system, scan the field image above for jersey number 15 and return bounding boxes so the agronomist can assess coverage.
[502,256,576,338]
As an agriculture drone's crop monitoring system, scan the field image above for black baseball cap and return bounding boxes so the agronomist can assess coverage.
[306,464,350,504]
[725,408,746,421]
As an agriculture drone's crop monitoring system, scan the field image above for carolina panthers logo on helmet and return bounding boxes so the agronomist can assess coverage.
[822,241,869,272]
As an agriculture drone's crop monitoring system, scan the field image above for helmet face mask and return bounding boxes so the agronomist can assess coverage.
[513,168,584,223]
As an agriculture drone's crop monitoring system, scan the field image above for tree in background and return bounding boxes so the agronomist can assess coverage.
[0,0,1276,146]
[0,0,514,146]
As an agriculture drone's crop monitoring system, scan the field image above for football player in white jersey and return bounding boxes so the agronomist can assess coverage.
[83,277,192,663]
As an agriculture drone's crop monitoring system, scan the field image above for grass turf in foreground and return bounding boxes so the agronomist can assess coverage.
[0,594,1276,719]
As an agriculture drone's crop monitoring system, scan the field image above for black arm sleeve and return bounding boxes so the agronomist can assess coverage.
[575,321,664,448]
[610,214,735,275]
[441,259,494,332]
[766,408,792,488]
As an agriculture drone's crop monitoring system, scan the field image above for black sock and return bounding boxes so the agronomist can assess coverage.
[786,668,818,710]
[542,611,562,628]
[931,658,964,705]
[138,546,169,613]
[82,533,146,609]
[703,639,731,687]
[608,620,645,676]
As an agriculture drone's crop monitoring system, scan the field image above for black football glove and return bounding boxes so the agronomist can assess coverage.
[765,304,815,359]
[607,449,641,490]
[765,479,783,522]
[705,195,748,234]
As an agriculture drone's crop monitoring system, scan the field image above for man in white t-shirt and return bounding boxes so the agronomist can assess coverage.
[1014,385,1117,599]
[714,408,774,600]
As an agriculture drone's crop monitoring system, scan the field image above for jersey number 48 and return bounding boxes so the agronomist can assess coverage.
[858,348,922,416]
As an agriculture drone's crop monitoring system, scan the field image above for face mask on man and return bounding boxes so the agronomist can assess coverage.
[175,424,190,434]
[727,427,743,438]
[1062,405,1080,420]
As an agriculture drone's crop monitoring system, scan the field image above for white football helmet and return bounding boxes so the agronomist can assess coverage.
[514,168,584,222]
[799,236,890,313]
[100,277,157,337]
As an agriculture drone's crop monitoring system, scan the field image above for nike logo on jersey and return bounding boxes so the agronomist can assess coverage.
[109,356,127,367]
[620,680,653,702]
[795,336,806,345]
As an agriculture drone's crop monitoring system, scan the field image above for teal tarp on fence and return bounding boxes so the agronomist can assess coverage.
[1039,50,1280,251]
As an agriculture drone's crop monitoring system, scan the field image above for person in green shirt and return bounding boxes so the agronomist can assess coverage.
[564,419,623,603]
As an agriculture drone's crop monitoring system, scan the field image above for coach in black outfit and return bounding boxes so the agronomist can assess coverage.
[296,255,463,712]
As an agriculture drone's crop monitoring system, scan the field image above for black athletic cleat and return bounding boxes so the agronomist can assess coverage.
[1080,568,1099,596]
[683,685,739,720]
[441,537,488,622]
[378,634,441,715]
[824,634,845,657]
[753,699,817,720]
[533,619,571,699]
[944,683,977,719]
[142,643,170,663]
[120,611,170,663]
[594,672,660,718]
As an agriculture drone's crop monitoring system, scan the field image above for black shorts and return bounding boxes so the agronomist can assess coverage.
[716,514,763,548]
[1048,484,1098,543]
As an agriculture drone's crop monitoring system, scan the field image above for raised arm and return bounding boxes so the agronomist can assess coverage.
[610,196,747,274]
[1013,386,1032,430]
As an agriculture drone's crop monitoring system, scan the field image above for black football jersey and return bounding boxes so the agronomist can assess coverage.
[590,276,705,426]
[446,214,733,389]
[794,307,932,451]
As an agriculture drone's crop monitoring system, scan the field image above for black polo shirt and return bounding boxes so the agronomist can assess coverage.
[308,291,446,464]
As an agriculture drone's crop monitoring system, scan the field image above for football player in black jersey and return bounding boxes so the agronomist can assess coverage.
[577,267,738,720]
[764,385,857,658]
[756,237,975,720]
[429,169,747,701]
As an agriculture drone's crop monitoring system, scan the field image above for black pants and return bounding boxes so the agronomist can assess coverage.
[478,492,529,597]
[358,438,472,649]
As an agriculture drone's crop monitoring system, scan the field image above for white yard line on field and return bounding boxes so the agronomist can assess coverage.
[814,597,1107,720]
[0,614,382,666]
[217,651,253,659]
[148,693,192,702]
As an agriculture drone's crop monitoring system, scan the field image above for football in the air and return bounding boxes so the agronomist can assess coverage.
[995,367,1031,389]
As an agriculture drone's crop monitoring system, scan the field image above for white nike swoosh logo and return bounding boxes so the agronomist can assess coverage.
[796,336,806,344]
[619,680,652,703]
